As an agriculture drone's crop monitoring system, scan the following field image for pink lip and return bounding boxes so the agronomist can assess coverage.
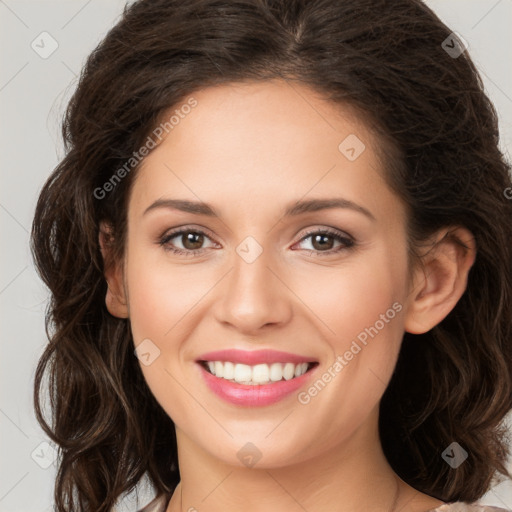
[197,349,317,365]
[198,364,317,407]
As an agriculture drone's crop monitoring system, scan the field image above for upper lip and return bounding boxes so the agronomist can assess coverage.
[197,349,318,365]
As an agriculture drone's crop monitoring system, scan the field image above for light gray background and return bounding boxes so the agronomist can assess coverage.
[1,1,511,511]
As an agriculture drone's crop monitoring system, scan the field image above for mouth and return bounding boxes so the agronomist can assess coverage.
[199,360,318,385]
[195,349,319,406]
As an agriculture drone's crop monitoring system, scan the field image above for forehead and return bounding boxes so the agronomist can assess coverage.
[129,79,399,222]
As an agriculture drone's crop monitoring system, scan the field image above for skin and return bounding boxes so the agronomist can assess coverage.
[100,79,476,512]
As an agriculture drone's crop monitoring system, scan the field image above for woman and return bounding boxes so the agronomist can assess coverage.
[31,1,512,511]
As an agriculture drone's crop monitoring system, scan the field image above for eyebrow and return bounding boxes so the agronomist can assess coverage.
[143,197,376,221]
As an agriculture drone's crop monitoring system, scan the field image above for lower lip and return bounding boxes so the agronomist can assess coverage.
[198,363,316,407]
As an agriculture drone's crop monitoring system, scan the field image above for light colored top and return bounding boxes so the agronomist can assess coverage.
[137,493,512,512]
[431,506,511,512]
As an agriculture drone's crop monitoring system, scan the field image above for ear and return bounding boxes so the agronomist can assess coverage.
[98,221,129,318]
[404,226,476,334]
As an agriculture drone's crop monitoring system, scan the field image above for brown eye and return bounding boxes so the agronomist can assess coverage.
[295,228,355,256]
[310,233,336,251]
[180,231,205,250]
[159,228,217,257]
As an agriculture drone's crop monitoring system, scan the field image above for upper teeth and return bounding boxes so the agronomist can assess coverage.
[205,361,310,385]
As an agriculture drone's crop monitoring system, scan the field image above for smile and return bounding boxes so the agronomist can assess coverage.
[196,349,319,406]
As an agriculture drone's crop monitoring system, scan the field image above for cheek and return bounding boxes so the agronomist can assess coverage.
[123,249,200,420]
[295,297,405,454]
[125,247,208,344]
[293,246,408,415]
[293,249,407,349]
[126,272,173,344]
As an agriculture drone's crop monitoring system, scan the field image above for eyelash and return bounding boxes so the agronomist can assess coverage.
[158,226,356,258]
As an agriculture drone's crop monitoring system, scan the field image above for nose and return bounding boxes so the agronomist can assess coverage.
[212,240,293,336]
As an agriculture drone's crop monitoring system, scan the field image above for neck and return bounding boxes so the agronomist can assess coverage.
[167,408,425,512]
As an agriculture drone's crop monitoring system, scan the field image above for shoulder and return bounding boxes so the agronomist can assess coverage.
[428,503,511,512]
[137,493,172,512]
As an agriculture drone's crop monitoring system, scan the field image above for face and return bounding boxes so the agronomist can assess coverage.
[117,79,413,468]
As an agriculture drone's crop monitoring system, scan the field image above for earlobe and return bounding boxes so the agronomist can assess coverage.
[104,281,129,318]
[404,227,476,334]
[98,221,129,319]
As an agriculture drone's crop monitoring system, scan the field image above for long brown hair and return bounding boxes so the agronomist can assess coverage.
[31,0,512,510]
